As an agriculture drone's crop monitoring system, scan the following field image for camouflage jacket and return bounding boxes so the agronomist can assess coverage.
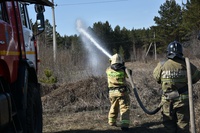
[153,58,200,92]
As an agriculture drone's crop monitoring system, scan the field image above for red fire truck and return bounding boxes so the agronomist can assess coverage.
[0,0,53,132]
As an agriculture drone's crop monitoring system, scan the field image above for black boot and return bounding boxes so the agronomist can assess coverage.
[121,127,129,131]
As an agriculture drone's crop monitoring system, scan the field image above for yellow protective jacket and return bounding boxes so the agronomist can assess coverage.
[106,64,129,97]
[106,66,126,88]
[153,58,200,93]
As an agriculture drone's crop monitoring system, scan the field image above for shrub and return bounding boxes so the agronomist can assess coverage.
[39,68,57,84]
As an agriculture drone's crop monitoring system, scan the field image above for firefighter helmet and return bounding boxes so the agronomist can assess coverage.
[167,41,183,59]
[110,53,123,65]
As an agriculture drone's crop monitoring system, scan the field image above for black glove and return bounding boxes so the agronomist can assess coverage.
[127,69,132,75]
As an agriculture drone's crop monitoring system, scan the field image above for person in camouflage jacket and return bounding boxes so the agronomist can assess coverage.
[153,41,200,133]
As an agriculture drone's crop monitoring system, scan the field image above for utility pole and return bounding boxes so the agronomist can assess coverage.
[52,0,57,63]
[145,32,157,61]
[153,32,157,60]
[132,39,136,61]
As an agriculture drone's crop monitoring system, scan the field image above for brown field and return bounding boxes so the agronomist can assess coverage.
[41,60,200,133]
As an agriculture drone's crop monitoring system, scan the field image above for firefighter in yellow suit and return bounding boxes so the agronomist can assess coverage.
[106,53,131,131]
[153,41,200,133]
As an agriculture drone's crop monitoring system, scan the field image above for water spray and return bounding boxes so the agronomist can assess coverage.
[76,20,112,59]
[76,19,163,116]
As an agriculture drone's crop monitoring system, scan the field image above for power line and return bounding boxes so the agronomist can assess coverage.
[56,0,128,6]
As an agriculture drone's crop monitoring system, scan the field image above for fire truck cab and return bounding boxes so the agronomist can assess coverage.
[0,0,53,132]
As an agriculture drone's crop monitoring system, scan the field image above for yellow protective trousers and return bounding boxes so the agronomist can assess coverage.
[108,91,130,127]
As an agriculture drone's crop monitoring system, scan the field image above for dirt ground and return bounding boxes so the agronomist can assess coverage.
[41,61,200,133]
[41,78,164,133]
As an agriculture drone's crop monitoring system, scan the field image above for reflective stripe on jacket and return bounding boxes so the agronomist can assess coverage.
[106,67,126,88]
[153,58,200,92]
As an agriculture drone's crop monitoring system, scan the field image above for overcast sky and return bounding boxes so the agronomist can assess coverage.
[28,0,186,36]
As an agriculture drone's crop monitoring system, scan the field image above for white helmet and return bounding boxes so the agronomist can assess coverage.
[110,53,123,65]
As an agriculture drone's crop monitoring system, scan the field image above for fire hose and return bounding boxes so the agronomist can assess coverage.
[126,57,196,133]
[125,68,161,115]
[185,57,196,133]
[133,87,161,115]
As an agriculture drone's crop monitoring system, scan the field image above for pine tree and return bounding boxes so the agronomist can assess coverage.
[154,0,183,46]
[182,0,200,36]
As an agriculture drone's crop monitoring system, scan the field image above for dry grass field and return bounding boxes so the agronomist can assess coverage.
[40,60,200,133]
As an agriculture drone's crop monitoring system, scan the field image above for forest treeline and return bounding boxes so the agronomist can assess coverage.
[34,0,200,62]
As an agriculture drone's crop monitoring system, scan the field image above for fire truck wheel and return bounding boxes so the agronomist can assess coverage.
[26,83,42,133]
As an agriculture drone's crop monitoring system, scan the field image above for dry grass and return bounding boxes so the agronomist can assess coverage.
[39,45,200,132]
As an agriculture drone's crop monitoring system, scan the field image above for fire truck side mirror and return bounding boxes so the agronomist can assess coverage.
[36,12,45,32]
[34,4,45,13]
